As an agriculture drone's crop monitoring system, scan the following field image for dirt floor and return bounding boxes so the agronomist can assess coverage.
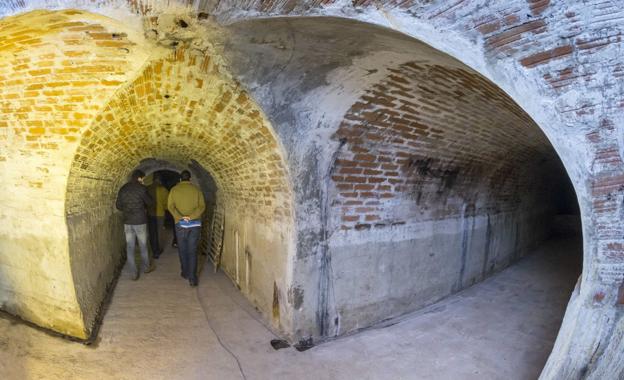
[0,235,581,380]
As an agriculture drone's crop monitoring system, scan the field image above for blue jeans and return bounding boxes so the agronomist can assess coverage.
[175,226,200,283]
[124,224,150,275]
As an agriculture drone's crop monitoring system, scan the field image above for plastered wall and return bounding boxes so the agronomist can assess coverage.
[0,9,152,338]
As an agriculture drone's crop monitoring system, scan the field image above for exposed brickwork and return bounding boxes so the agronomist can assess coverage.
[66,48,292,222]
[332,61,555,230]
[0,10,137,159]
[520,45,574,68]
[0,8,293,338]
[200,2,622,374]
[0,9,152,338]
[527,0,550,16]
[62,45,294,334]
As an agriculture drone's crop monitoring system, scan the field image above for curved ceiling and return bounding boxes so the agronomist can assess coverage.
[222,17,564,229]
[66,50,293,221]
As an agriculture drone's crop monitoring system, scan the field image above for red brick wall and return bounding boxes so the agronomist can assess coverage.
[332,61,557,231]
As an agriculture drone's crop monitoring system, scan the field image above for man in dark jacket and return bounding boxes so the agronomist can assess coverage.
[116,169,154,280]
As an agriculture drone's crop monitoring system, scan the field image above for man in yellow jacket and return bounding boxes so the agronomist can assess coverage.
[168,170,205,287]
[147,173,169,259]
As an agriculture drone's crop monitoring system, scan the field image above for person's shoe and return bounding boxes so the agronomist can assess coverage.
[144,263,156,274]
[172,242,178,248]
[189,280,198,287]
[131,273,139,281]
[180,272,188,279]
[153,255,160,260]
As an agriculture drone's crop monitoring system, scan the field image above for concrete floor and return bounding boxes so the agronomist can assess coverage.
[0,235,581,380]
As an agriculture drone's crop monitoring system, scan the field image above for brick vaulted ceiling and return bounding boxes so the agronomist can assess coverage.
[66,51,292,222]
[331,61,558,230]
[222,16,565,231]
[0,9,295,337]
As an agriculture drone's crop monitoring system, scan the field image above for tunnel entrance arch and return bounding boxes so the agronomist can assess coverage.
[64,48,296,338]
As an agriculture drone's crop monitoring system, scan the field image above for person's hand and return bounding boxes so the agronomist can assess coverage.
[182,216,190,222]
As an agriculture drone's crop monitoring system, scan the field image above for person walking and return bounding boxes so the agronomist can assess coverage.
[116,169,155,280]
[168,170,205,287]
[147,173,169,259]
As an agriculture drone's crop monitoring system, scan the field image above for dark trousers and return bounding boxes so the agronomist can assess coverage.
[175,226,201,282]
[148,216,164,257]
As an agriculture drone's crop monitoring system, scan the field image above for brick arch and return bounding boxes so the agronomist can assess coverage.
[66,51,292,219]
[257,19,582,342]
[220,13,616,378]
[0,8,161,338]
[64,49,295,336]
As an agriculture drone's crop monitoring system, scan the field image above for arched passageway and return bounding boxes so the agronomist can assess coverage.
[0,2,622,379]
[64,45,295,337]
[323,56,583,335]
[221,16,585,346]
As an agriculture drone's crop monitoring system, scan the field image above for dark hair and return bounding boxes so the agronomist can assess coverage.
[131,169,145,181]
[180,170,191,181]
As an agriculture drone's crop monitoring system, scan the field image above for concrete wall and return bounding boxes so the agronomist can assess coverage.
[324,198,557,335]
[329,213,539,325]
[219,208,295,333]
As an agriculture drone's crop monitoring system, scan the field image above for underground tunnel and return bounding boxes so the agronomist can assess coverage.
[221,15,585,343]
[63,43,296,337]
[0,1,622,379]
